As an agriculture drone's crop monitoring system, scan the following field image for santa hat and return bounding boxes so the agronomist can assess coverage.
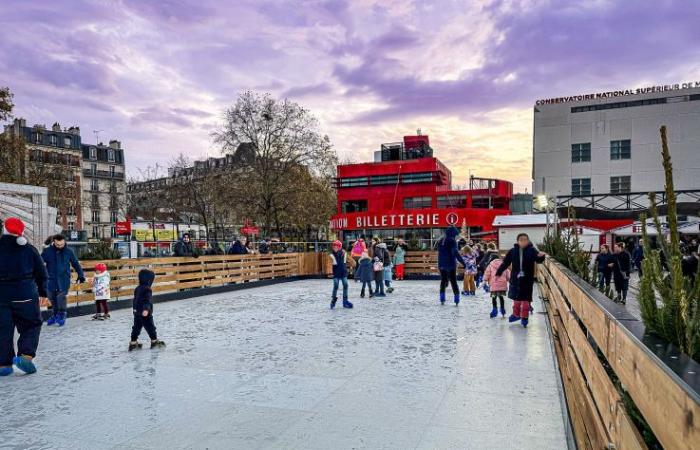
[3,217,27,246]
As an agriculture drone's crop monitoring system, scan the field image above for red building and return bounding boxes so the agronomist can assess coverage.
[330,134,513,248]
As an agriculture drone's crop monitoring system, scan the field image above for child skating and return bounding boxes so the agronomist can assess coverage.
[356,252,374,298]
[461,245,477,296]
[91,263,111,320]
[129,269,166,351]
[484,256,510,318]
[329,240,353,309]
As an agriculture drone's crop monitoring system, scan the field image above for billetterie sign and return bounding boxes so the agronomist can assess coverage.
[535,81,700,106]
[329,209,487,230]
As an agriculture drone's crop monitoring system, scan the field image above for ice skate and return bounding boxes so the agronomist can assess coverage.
[56,312,66,327]
[46,314,57,326]
[0,367,13,376]
[150,340,166,349]
[453,294,460,305]
[91,314,103,321]
[103,313,110,319]
[439,292,446,305]
[342,299,353,309]
[128,341,143,351]
[12,356,36,375]
[521,318,529,328]
[489,307,498,318]
[330,298,337,309]
[508,315,520,323]
[386,287,394,293]
[500,307,506,317]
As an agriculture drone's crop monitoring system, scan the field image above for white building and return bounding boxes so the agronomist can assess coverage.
[533,83,700,216]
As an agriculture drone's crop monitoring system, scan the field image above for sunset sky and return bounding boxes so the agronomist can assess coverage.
[2,0,699,192]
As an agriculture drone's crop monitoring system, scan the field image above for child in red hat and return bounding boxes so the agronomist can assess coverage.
[91,263,111,320]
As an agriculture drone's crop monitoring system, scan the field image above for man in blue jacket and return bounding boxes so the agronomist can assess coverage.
[0,217,48,376]
[437,226,467,305]
[41,234,85,327]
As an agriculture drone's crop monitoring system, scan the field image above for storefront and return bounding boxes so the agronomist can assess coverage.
[330,133,513,248]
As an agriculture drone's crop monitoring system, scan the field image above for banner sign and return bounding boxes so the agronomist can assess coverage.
[115,221,131,235]
[329,208,504,231]
[536,81,700,106]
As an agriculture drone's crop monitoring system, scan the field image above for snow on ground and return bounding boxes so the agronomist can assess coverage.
[2,279,568,450]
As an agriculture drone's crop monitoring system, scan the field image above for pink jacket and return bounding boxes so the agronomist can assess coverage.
[484,259,510,292]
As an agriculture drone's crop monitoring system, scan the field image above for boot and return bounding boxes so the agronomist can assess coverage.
[508,315,520,323]
[56,312,66,327]
[103,313,110,319]
[0,366,13,376]
[454,294,460,305]
[360,291,365,298]
[500,307,506,317]
[91,314,103,321]
[150,340,166,349]
[521,318,529,328]
[386,287,394,293]
[489,307,498,318]
[439,292,446,305]
[330,298,337,309]
[46,314,57,326]
[342,299,353,309]
[128,341,143,351]
[12,356,37,375]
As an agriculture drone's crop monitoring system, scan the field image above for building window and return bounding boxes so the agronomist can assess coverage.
[339,177,368,187]
[92,210,100,222]
[108,149,115,162]
[68,222,75,231]
[437,195,467,208]
[67,205,75,216]
[110,226,116,238]
[89,147,97,160]
[571,178,591,196]
[402,172,433,184]
[369,175,398,186]
[92,194,99,207]
[92,226,100,238]
[91,179,99,191]
[64,136,71,147]
[110,211,118,223]
[610,176,631,194]
[50,135,57,146]
[571,143,591,163]
[341,200,368,213]
[610,140,631,160]
[403,197,432,209]
[34,133,42,144]
[109,165,115,177]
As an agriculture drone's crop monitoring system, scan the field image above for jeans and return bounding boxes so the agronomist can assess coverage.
[48,290,68,314]
[0,296,42,366]
[374,271,385,295]
[383,265,392,288]
[597,272,611,289]
[439,269,459,296]
[131,312,157,341]
[332,277,348,301]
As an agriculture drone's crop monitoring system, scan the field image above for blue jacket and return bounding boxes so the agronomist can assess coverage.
[41,244,84,293]
[133,269,155,313]
[355,256,374,283]
[330,249,348,278]
[0,235,48,300]
[437,227,466,271]
[595,252,613,273]
[228,240,248,255]
[632,245,644,266]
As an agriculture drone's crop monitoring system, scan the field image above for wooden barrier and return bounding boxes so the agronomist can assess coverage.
[538,258,700,450]
[67,253,323,305]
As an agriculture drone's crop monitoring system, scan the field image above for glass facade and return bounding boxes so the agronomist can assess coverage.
[403,196,432,209]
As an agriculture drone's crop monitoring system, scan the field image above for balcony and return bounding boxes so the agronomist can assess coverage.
[61,229,88,242]
[82,169,125,180]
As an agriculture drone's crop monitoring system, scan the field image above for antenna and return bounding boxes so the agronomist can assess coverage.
[93,129,104,144]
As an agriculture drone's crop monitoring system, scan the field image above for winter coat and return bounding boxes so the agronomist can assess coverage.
[374,243,391,267]
[478,250,499,273]
[595,253,613,274]
[174,239,195,257]
[484,259,510,292]
[350,241,367,258]
[497,243,545,301]
[92,271,111,300]
[133,269,155,313]
[393,245,406,265]
[41,244,85,293]
[355,256,374,283]
[611,251,632,286]
[632,245,644,267]
[0,234,48,300]
[437,227,466,272]
[259,241,271,254]
[329,249,348,278]
[227,240,248,255]
[463,253,478,275]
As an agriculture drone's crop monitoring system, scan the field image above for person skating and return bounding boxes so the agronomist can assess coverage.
[355,252,374,298]
[350,238,366,281]
[496,233,546,327]
[91,263,111,320]
[474,244,486,287]
[437,226,467,305]
[329,240,352,309]
[0,217,48,376]
[609,243,632,304]
[129,269,166,351]
[41,234,85,327]
[393,239,407,281]
[461,245,477,296]
[484,255,510,318]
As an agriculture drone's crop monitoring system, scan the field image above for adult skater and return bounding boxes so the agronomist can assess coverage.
[0,218,48,376]
[437,226,466,305]
[42,234,85,327]
[496,233,546,328]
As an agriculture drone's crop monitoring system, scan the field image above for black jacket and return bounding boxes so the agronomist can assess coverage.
[0,235,48,300]
[133,269,155,313]
[595,253,613,274]
[174,239,195,257]
[497,243,545,301]
[611,251,632,284]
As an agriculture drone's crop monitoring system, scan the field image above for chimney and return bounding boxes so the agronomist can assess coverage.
[52,122,61,132]
[109,139,121,149]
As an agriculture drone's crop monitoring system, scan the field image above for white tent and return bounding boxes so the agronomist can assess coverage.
[609,220,662,237]
[679,222,700,235]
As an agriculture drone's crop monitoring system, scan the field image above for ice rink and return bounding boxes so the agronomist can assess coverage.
[2,279,569,450]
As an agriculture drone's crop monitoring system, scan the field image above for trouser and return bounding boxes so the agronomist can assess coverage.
[361,281,374,296]
[374,272,385,295]
[512,300,530,319]
[131,312,157,341]
[395,264,405,280]
[598,272,611,289]
[384,266,392,288]
[95,300,109,314]
[439,269,459,296]
[616,277,629,301]
[636,263,643,277]
[332,277,349,301]
[491,294,505,310]
[48,290,68,314]
[463,274,476,292]
[352,257,360,280]
[0,297,42,366]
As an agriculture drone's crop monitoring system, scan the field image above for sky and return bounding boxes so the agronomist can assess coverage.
[1,0,699,192]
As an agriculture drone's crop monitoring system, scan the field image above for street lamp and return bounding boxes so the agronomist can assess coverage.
[536,194,553,237]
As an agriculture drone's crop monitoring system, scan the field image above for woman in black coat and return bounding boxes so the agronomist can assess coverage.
[609,242,632,304]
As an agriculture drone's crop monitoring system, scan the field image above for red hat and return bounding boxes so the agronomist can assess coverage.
[3,217,27,246]
[332,240,343,248]
[95,263,107,273]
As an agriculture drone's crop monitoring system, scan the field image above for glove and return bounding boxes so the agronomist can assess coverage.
[78,277,86,284]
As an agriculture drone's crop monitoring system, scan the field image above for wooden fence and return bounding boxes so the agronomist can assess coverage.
[67,253,324,305]
[538,258,700,450]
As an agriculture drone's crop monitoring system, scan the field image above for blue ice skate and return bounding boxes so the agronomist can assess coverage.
[46,314,57,326]
[500,307,506,317]
[13,356,37,375]
[489,307,498,318]
[56,312,66,327]
[521,318,529,328]
[330,298,337,309]
[508,315,520,323]
[454,294,460,305]
[483,284,490,293]
[439,292,446,305]
[342,299,353,309]
[0,366,13,376]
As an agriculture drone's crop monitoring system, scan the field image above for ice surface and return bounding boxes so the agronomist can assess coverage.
[1,280,568,450]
